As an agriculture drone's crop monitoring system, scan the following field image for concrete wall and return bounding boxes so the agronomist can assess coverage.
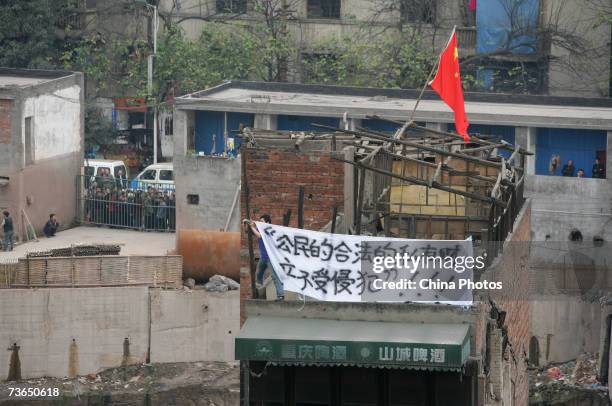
[0,287,150,379]
[544,0,611,97]
[0,73,84,241]
[532,298,601,365]
[174,154,241,232]
[150,290,239,363]
[22,85,81,162]
[526,175,612,242]
[526,174,611,365]
[0,288,240,379]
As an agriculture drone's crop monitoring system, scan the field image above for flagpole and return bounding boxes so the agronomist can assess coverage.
[407,26,457,126]
[408,62,438,124]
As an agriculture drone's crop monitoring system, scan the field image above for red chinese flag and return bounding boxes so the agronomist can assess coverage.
[429,31,470,142]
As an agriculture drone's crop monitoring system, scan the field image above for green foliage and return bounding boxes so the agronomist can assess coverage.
[0,0,76,68]
[303,30,436,89]
[84,103,121,150]
[62,22,269,109]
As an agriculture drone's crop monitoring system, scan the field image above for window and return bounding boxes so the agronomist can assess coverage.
[461,0,476,26]
[164,115,173,137]
[307,0,340,19]
[216,0,246,13]
[400,0,436,24]
[140,169,157,180]
[114,166,127,178]
[159,170,173,181]
[85,166,95,177]
[187,194,199,205]
[24,116,34,165]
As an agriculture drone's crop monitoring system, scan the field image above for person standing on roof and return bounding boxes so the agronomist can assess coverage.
[244,214,284,301]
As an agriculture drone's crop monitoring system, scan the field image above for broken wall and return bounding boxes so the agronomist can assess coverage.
[484,199,532,406]
[239,142,345,323]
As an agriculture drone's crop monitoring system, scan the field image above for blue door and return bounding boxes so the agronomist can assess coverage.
[195,111,254,155]
[448,124,516,158]
[361,118,401,133]
[536,128,606,177]
[277,115,339,132]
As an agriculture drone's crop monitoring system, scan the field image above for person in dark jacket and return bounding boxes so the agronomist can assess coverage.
[561,160,575,177]
[2,211,13,251]
[43,214,59,237]
[592,158,605,179]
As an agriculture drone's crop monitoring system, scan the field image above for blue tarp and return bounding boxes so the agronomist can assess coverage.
[476,0,539,54]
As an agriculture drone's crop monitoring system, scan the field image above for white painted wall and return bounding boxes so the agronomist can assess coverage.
[22,85,81,163]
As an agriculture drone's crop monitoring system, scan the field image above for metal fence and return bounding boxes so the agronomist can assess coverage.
[77,175,176,232]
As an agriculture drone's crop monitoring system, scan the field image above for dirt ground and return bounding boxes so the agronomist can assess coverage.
[0,361,239,405]
[0,226,176,260]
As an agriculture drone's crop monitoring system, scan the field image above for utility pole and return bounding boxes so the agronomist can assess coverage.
[136,0,159,163]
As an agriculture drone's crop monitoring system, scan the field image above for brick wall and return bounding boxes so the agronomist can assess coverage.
[489,200,532,406]
[0,99,12,144]
[239,146,345,324]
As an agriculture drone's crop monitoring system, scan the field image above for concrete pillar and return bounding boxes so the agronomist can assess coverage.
[343,146,355,233]
[426,122,447,132]
[173,109,194,156]
[607,131,612,180]
[348,118,361,131]
[254,114,277,130]
[515,127,537,175]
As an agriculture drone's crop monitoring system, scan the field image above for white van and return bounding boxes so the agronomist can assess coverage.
[130,163,175,192]
[84,159,129,188]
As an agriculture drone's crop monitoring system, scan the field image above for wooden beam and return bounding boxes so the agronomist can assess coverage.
[297,186,304,229]
[347,142,512,185]
[313,124,512,170]
[365,115,534,156]
[334,156,508,207]
[356,167,366,234]
[241,151,258,299]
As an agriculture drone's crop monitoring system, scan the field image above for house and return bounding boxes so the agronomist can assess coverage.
[173,80,612,374]
[234,131,532,405]
[0,68,84,242]
[173,80,612,236]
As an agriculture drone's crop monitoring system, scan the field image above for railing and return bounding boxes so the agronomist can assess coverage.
[77,175,176,232]
[483,175,526,261]
[457,27,477,50]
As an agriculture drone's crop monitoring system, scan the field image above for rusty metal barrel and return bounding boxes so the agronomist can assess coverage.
[177,229,240,281]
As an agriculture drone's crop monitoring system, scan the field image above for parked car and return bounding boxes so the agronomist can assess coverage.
[84,159,129,189]
[130,163,175,192]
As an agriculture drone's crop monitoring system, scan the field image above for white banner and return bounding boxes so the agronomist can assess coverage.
[256,222,475,304]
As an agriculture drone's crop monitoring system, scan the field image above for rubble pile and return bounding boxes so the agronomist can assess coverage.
[26,244,121,258]
[530,353,610,405]
[0,361,239,405]
[203,275,240,292]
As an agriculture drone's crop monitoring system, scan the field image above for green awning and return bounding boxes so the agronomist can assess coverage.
[236,316,470,372]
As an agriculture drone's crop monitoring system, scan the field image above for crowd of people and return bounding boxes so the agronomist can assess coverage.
[85,171,176,231]
[550,156,605,179]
